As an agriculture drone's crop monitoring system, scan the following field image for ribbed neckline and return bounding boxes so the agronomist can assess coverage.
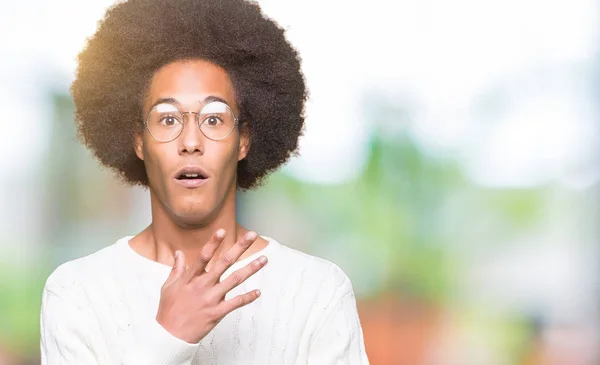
[116,235,278,277]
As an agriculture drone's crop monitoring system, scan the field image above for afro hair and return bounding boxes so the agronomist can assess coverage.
[72,0,307,190]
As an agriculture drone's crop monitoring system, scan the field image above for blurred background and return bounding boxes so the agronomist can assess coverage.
[0,0,599,364]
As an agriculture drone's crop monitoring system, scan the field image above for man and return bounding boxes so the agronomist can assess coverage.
[40,0,369,363]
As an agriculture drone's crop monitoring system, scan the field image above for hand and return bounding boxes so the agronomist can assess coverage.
[155,230,267,344]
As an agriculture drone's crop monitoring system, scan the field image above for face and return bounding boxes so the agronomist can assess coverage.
[135,60,249,226]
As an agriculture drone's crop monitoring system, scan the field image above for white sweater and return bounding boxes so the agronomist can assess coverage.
[40,236,370,364]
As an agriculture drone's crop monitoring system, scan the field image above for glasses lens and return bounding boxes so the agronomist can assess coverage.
[199,101,236,140]
[146,103,183,141]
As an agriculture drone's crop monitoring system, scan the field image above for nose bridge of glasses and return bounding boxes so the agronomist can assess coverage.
[179,111,207,141]
[181,110,201,125]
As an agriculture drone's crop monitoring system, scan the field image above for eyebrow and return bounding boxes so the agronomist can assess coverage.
[148,95,231,111]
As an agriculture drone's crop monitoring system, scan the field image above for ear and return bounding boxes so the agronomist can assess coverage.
[134,130,145,161]
[238,123,250,161]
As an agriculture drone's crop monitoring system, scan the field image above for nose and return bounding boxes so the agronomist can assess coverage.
[178,112,204,155]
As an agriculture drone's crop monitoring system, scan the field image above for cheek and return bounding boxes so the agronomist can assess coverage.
[208,141,240,178]
[142,142,171,182]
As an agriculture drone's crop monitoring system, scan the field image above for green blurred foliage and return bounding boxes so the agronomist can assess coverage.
[0,264,47,358]
[262,133,464,302]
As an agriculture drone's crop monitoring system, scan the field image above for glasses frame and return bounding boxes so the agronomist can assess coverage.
[144,101,239,142]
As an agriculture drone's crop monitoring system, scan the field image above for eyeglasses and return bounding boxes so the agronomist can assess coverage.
[144,101,239,142]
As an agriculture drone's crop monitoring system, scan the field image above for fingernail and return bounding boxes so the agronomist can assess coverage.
[217,229,225,238]
[258,256,267,264]
[246,231,257,240]
[255,289,261,297]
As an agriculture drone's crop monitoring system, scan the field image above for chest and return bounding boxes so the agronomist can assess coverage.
[91,274,320,365]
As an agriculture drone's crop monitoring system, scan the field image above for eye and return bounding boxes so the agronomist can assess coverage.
[160,115,180,126]
[204,115,223,126]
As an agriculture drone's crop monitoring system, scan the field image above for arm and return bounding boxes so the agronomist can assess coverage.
[40,279,105,364]
[40,278,197,365]
[307,277,370,365]
[120,316,198,365]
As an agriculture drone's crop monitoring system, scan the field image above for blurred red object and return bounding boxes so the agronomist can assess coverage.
[359,293,442,365]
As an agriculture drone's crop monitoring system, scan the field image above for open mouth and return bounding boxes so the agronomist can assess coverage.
[174,167,209,188]
[176,172,208,181]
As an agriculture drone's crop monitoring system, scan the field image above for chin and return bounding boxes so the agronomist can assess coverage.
[159,180,230,226]
[173,209,215,227]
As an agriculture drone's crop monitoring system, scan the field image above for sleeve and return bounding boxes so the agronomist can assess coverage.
[40,277,198,365]
[120,316,199,364]
[307,274,370,365]
[40,278,105,364]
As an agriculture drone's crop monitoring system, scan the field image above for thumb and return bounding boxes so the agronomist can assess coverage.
[163,250,185,288]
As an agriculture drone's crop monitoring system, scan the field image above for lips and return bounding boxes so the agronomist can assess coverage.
[174,166,210,188]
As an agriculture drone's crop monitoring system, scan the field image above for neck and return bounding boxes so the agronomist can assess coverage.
[141,183,248,268]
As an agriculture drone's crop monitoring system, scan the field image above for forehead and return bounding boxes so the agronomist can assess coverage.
[145,60,237,112]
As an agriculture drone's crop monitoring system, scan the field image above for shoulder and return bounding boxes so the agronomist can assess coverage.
[263,236,354,300]
[43,238,125,297]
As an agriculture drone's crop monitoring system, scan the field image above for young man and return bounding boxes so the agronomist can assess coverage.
[40,0,369,364]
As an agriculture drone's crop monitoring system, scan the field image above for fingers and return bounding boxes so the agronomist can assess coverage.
[208,231,258,280]
[163,250,186,289]
[183,229,226,283]
[216,289,262,318]
[215,255,268,298]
